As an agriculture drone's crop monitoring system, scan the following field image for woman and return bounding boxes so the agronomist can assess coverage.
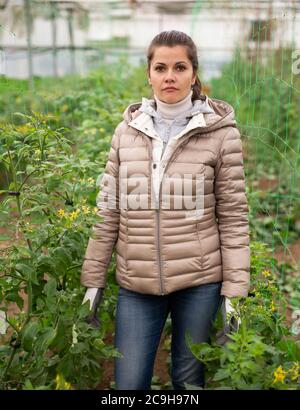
[81,30,250,390]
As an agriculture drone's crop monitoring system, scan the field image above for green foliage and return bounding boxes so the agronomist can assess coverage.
[0,112,122,389]
[0,61,150,389]
[210,47,300,248]
[186,242,300,390]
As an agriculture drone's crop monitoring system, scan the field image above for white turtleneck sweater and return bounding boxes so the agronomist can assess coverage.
[144,88,215,153]
[154,89,194,124]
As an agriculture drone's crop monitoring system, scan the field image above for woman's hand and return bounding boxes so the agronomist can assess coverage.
[82,287,104,328]
[216,297,241,346]
[224,297,241,330]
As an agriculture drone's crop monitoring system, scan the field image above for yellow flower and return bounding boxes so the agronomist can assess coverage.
[15,322,22,331]
[272,366,286,384]
[23,222,33,233]
[82,205,90,214]
[94,207,98,214]
[33,149,41,157]
[87,177,95,187]
[58,209,66,217]
[99,128,105,133]
[16,124,33,134]
[262,270,271,278]
[55,373,72,390]
[288,362,300,381]
[69,209,80,220]
[270,300,276,312]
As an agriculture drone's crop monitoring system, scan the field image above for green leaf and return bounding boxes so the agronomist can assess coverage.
[23,206,45,216]
[183,382,203,390]
[44,277,57,299]
[93,338,105,351]
[38,327,57,352]
[57,354,74,376]
[78,301,90,319]
[276,339,300,361]
[43,278,58,313]
[5,292,24,310]
[23,379,34,390]
[37,255,56,275]
[15,262,39,284]
[212,367,231,381]
[51,247,73,274]
[70,342,86,354]
[21,321,39,352]
[240,360,260,372]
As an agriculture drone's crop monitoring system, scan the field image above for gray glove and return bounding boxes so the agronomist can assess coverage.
[215,297,241,346]
[82,287,104,328]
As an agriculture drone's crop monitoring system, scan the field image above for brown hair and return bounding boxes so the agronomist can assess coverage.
[146,30,206,101]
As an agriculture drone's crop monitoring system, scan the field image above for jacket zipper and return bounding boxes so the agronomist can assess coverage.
[155,205,164,295]
[156,154,169,294]
[138,128,206,295]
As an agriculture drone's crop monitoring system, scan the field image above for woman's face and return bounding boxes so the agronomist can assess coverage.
[148,45,196,104]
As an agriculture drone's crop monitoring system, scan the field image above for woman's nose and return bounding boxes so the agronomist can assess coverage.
[165,70,176,82]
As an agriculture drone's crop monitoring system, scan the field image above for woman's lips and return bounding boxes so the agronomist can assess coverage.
[163,88,178,92]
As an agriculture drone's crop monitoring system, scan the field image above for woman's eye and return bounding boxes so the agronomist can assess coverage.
[154,66,186,72]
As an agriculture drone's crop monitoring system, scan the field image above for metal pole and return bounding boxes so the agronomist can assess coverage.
[67,7,76,75]
[24,0,34,90]
[51,1,58,77]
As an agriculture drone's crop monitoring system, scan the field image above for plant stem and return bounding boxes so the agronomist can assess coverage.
[2,148,34,381]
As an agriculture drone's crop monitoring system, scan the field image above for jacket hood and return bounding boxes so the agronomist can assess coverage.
[122,95,237,133]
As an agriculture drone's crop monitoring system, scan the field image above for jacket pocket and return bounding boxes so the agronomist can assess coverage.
[196,223,204,269]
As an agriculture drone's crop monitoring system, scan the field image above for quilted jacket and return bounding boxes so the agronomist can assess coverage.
[80,96,251,298]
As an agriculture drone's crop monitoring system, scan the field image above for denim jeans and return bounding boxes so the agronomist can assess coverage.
[114,281,224,390]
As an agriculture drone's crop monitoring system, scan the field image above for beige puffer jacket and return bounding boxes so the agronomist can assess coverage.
[81,96,251,298]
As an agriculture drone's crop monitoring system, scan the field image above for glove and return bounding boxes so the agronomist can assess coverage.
[215,297,241,346]
[82,287,104,328]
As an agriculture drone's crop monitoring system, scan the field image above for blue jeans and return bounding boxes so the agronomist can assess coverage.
[114,281,224,390]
